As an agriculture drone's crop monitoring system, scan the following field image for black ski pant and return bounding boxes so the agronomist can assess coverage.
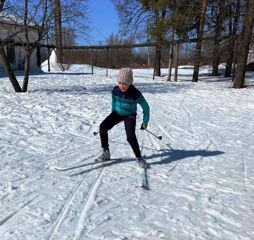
[99,111,141,158]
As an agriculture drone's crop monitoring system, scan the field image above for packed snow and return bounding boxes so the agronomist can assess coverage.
[0,57,253,240]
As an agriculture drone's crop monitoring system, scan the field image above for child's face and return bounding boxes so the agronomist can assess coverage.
[118,82,130,92]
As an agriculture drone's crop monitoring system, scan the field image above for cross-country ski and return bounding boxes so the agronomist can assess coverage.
[53,158,124,172]
[137,166,149,190]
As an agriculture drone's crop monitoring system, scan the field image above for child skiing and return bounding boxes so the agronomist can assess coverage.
[97,68,150,168]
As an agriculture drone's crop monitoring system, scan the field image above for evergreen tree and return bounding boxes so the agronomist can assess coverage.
[233,0,254,88]
[192,0,207,82]
[211,0,225,76]
[224,0,241,77]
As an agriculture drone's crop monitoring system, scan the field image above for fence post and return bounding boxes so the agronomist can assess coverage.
[90,48,94,75]
[167,43,174,81]
[232,37,238,81]
[47,47,51,72]
[174,42,180,82]
[147,46,151,67]
[106,47,109,77]
[153,45,158,80]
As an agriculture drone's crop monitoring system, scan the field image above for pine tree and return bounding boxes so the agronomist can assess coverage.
[212,0,225,76]
[192,0,207,82]
[224,0,241,77]
[233,0,254,88]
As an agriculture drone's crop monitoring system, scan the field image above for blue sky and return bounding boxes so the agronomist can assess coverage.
[87,0,119,45]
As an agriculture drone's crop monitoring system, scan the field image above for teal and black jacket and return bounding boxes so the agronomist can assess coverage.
[112,84,150,125]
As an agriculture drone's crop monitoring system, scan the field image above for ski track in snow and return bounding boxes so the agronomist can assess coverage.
[0,66,254,239]
[48,161,105,240]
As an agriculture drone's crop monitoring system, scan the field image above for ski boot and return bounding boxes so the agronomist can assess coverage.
[136,157,147,169]
[96,149,110,162]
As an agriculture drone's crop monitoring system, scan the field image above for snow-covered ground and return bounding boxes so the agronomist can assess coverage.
[0,61,253,240]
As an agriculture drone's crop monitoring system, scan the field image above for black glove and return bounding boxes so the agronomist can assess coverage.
[140,123,147,130]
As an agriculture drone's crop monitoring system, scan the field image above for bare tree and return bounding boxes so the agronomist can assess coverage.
[22,0,51,92]
[47,0,90,68]
[113,0,170,76]
[107,34,135,68]
[21,0,52,92]
[233,0,254,88]
[60,0,90,44]
[0,0,22,92]
[1,0,54,92]
[52,0,63,65]
[1,0,89,92]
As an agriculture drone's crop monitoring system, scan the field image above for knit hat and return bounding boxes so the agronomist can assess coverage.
[117,68,133,85]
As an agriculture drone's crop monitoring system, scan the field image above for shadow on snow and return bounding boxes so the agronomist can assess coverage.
[147,147,224,166]
[70,147,224,176]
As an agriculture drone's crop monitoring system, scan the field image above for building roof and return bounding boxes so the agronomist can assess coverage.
[0,13,38,28]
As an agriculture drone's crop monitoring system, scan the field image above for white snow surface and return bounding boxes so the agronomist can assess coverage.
[0,62,254,240]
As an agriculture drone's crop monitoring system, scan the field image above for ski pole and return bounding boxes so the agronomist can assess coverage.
[94,128,162,140]
[145,129,162,140]
[93,131,100,136]
[144,128,162,140]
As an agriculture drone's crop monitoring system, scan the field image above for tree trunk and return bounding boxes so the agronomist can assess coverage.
[0,0,22,92]
[192,0,207,82]
[212,0,224,76]
[0,0,5,10]
[225,0,240,77]
[225,36,236,77]
[22,52,31,92]
[52,0,63,65]
[0,46,22,92]
[174,43,180,82]
[167,44,174,81]
[154,44,161,76]
[233,0,254,88]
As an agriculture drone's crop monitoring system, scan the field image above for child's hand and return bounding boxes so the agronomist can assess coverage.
[140,123,147,130]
